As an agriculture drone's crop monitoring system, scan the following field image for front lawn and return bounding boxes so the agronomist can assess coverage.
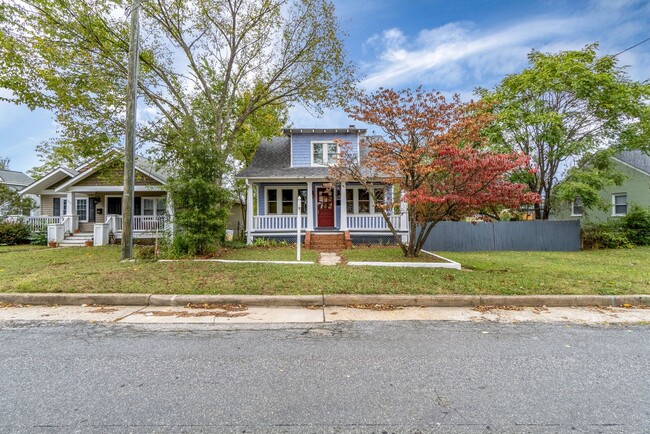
[218,245,318,262]
[341,247,445,262]
[0,245,648,296]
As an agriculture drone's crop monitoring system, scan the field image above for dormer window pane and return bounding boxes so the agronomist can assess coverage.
[313,147,324,165]
[327,143,338,162]
[312,142,338,166]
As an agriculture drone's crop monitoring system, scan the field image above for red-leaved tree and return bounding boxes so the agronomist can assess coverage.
[330,87,540,257]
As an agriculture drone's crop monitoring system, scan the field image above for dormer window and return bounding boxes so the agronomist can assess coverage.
[311,141,338,166]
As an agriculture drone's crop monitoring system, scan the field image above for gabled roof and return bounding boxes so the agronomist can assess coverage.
[236,135,382,179]
[19,167,78,195]
[614,150,650,176]
[0,169,33,187]
[54,152,168,191]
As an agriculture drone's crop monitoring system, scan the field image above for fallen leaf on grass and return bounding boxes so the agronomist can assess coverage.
[345,304,401,311]
[185,303,248,311]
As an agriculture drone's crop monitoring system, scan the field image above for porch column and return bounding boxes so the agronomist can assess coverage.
[166,192,175,240]
[246,180,254,244]
[400,188,408,237]
[340,183,348,230]
[306,181,314,231]
[65,191,78,232]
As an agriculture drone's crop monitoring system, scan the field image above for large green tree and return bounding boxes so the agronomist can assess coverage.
[478,44,650,219]
[0,0,355,175]
[1,0,354,253]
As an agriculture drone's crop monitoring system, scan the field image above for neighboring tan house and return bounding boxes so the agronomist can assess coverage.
[555,150,650,222]
[19,151,169,246]
[235,127,408,248]
[0,168,34,216]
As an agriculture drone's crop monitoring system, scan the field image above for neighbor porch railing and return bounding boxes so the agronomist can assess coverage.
[347,214,404,231]
[5,215,63,232]
[106,214,165,233]
[253,215,308,231]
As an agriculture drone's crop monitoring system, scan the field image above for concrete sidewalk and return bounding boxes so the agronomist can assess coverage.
[0,303,649,325]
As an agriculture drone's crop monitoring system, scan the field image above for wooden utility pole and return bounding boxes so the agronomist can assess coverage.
[121,0,140,260]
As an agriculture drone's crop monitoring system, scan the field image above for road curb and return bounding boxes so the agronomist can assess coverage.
[0,293,648,307]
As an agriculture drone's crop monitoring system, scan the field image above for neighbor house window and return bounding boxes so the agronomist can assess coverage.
[312,142,338,166]
[143,198,155,216]
[156,198,166,216]
[76,198,88,222]
[571,197,583,216]
[267,189,277,214]
[612,194,627,216]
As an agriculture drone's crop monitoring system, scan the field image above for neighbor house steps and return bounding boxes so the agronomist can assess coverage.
[59,232,94,247]
[305,231,352,250]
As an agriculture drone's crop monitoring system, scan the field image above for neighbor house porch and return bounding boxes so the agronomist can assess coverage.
[245,180,408,245]
[22,191,169,246]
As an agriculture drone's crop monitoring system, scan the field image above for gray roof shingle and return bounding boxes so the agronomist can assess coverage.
[615,150,650,175]
[0,169,33,188]
[236,135,384,179]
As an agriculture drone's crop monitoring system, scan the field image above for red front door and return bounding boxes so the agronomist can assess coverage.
[317,187,335,227]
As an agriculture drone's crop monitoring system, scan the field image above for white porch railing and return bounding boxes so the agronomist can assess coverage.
[347,214,404,231]
[133,215,165,232]
[7,215,63,232]
[254,215,307,231]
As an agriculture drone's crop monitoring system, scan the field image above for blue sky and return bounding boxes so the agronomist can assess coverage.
[1,0,649,173]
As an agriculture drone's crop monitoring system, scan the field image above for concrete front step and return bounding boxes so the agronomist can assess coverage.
[65,233,94,240]
[59,232,94,247]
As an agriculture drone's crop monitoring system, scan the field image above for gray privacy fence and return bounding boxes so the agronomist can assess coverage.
[418,220,581,252]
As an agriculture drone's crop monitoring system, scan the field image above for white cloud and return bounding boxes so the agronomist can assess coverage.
[360,1,650,92]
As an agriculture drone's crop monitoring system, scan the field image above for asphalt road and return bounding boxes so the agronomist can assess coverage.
[0,321,648,433]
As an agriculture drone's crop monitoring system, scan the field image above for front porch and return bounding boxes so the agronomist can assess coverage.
[245,180,408,245]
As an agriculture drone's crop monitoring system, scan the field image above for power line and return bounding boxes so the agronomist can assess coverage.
[612,36,650,57]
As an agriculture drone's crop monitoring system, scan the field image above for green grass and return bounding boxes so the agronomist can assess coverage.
[342,247,444,262]
[0,245,648,296]
[0,245,48,253]
[218,246,318,262]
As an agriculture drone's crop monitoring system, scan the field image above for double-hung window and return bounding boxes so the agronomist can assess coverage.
[281,189,294,214]
[76,198,88,222]
[571,197,583,217]
[143,198,155,216]
[312,142,338,166]
[266,188,307,215]
[612,193,627,216]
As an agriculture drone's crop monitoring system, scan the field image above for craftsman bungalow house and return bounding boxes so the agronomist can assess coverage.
[19,151,169,246]
[236,127,407,248]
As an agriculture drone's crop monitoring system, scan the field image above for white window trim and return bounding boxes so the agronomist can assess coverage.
[345,186,386,215]
[265,187,308,215]
[612,193,628,217]
[571,197,583,217]
[142,197,166,216]
[310,141,338,167]
[76,198,89,223]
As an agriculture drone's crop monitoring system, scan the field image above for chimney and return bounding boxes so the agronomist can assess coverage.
[349,124,355,128]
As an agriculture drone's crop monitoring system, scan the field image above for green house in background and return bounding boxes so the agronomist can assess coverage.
[554,151,650,223]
